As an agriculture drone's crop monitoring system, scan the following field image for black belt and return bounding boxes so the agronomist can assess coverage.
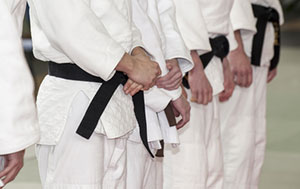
[48,62,154,158]
[251,4,281,70]
[182,35,229,89]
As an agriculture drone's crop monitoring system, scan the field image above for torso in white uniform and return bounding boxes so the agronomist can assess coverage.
[28,0,144,144]
[174,0,235,95]
[0,0,39,154]
[131,0,193,145]
[231,0,284,66]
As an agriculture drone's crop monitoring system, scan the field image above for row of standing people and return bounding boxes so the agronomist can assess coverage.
[0,0,283,188]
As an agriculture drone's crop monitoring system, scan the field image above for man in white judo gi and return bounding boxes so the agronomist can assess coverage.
[164,0,237,188]
[0,0,39,188]
[27,0,162,188]
[220,0,284,188]
[127,0,193,188]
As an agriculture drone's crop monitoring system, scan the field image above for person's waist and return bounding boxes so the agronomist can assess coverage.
[200,35,229,67]
[48,62,127,85]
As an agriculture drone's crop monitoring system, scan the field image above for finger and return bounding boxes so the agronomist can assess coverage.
[130,85,143,96]
[172,106,180,117]
[236,72,243,86]
[166,61,174,70]
[182,87,188,99]
[197,92,204,104]
[157,72,181,88]
[125,82,138,95]
[162,79,182,90]
[241,73,247,87]
[247,69,253,87]
[156,67,162,77]
[177,110,190,129]
[123,80,133,93]
[0,162,15,179]
[2,167,19,185]
[156,73,175,86]
[267,70,277,83]
[219,91,226,102]
[267,74,274,83]
[176,119,184,129]
[190,90,198,103]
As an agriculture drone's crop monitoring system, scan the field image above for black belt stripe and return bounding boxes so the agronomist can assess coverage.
[251,4,281,70]
[182,35,230,89]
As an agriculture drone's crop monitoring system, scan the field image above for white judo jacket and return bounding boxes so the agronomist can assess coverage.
[0,0,39,155]
[131,0,193,145]
[173,0,237,95]
[231,0,284,65]
[28,0,147,144]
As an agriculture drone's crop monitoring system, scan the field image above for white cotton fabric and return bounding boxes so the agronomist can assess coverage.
[36,76,136,145]
[27,0,144,145]
[127,1,193,188]
[130,0,193,146]
[0,0,39,155]
[220,0,284,188]
[165,1,236,188]
[220,65,269,189]
[164,94,224,189]
[173,0,237,96]
[36,91,128,189]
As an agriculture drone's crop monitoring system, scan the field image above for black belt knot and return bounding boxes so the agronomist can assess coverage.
[182,35,229,89]
[251,4,281,70]
[48,62,154,157]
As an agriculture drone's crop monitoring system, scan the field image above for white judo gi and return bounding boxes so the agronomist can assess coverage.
[128,0,193,188]
[27,0,149,188]
[163,0,237,188]
[0,0,39,165]
[220,0,284,188]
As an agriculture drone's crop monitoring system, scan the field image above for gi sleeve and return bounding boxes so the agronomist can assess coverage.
[227,22,238,52]
[156,0,193,74]
[172,0,211,56]
[28,0,127,81]
[230,0,257,35]
[0,1,39,155]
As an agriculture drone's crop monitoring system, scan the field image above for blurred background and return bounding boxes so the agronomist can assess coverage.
[5,1,300,188]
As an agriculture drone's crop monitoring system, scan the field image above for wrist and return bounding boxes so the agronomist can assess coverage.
[190,62,205,76]
[116,53,134,75]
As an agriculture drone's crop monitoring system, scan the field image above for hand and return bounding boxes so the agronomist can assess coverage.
[228,30,253,87]
[129,53,161,90]
[267,68,277,83]
[219,58,235,102]
[0,150,25,188]
[188,50,213,105]
[116,47,161,90]
[181,84,188,99]
[228,48,253,87]
[123,79,143,96]
[156,59,182,90]
[171,95,191,129]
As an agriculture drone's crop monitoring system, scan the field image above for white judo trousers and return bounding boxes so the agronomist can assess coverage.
[220,7,278,187]
[164,93,223,189]
[219,65,268,189]
[37,92,128,189]
[126,140,157,189]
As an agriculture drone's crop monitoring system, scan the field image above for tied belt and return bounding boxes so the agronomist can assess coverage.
[48,62,154,158]
[182,35,229,89]
[251,4,280,70]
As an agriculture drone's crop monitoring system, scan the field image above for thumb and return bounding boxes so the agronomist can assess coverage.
[166,62,173,70]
